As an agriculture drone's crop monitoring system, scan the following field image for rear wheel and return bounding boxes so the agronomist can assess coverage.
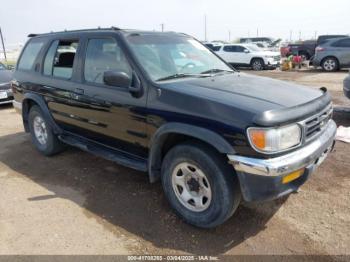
[251,58,264,71]
[161,141,241,228]
[321,57,339,72]
[28,105,64,156]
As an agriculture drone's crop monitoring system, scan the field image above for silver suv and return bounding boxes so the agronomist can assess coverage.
[313,37,350,71]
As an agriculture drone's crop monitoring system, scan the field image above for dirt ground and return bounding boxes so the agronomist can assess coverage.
[0,69,349,258]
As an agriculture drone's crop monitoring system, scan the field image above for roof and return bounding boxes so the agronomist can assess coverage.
[28,27,185,38]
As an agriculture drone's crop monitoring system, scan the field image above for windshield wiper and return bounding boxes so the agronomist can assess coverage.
[200,69,234,75]
[156,73,210,82]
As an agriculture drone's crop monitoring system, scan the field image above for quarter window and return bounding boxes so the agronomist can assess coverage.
[43,40,79,79]
[18,41,44,70]
[84,38,132,84]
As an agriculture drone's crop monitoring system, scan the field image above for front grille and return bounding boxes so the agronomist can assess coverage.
[301,104,333,141]
[274,55,281,61]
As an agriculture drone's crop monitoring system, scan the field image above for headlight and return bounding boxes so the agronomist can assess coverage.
[247,124,302,153]
[264,56,274,59]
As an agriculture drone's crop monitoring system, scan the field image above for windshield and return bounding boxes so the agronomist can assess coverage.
[126,34,232,81]
[245,44,261,52]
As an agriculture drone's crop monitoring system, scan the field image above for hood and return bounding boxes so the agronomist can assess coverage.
[160,72,323,114]
[0,70,13,84]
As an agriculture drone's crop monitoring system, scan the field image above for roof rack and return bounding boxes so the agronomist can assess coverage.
[27,26,121,37]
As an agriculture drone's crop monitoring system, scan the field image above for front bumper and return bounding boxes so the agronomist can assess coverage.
[228,120,337,202]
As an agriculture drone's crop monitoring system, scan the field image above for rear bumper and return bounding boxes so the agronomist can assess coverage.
[228,120,337,202]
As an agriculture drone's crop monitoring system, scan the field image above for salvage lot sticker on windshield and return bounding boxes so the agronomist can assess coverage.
[0,91,8,99]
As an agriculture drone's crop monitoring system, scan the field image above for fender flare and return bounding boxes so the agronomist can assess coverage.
[148,122,235,183]
[22,93,62,134]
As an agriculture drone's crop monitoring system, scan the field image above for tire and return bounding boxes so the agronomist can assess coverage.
[321,57,339,72]
[161,141,241,228]
[250,58,264,71]
[28,105,65,156]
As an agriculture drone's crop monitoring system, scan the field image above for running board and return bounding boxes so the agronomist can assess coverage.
[58,134,148,172]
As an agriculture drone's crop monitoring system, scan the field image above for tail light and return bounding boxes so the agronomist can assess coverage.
[316,46,325,52]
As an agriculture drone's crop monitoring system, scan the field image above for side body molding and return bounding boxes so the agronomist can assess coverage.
[22,93,62,134]
[148,122,235,183]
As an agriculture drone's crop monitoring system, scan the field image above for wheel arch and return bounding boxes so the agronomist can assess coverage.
[148,123,235,183]
[22,93,62,134]
[250,57,265,66]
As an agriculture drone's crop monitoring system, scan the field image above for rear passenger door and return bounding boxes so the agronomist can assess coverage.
[220,45,239,63]
[332,38,350,66]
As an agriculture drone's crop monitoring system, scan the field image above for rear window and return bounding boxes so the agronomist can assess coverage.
[17,40,44,70]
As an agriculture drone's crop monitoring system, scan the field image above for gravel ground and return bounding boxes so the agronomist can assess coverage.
[0,69,349,257]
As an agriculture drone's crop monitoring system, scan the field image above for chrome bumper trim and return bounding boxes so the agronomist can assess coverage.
[228,120,336,176]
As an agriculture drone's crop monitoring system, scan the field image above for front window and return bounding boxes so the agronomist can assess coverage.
[126,34,232,81]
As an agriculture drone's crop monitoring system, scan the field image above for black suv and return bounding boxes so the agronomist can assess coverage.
[12,28,336,228]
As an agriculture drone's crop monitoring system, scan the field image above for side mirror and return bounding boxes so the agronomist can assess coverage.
[244,49,249,53]
[103,70,131,88]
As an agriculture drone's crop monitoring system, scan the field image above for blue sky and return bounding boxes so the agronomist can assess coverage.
[1,0,349,47]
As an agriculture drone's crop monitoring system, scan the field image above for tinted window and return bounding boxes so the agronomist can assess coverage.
[84,38,132,84]
[43,40,79,79]
[212,45,222,51]
[333,38,350,47]
[223,45,237,52]
[18,41,44,70]
[236,46,246,52]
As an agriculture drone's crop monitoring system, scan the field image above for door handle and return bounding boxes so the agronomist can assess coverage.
[74,88,84,95]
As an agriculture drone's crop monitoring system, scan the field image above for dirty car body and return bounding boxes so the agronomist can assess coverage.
[12,28,336,228]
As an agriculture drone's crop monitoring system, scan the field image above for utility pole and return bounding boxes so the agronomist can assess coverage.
[0,27,7,62]
[204,15,207,41]
[299,30,301,40]
[256,28,259,37]
[314,31,317,40]
[160,23,164,32]
[290,30,293,41]
[228,30,231,42]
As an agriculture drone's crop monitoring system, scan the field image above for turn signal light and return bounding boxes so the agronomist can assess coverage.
[282,169,305,184]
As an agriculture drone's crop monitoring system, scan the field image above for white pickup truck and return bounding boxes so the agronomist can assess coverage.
[215,43,280,70]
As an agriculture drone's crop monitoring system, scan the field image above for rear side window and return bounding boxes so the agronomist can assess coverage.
[332,39,350,47]
[18,41,44,70]
[84,38,132,84]
[43,40,79,79]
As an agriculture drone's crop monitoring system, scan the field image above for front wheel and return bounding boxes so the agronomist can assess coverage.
[161,142,241,228]
[251,58,265,71]
[28,105,65,156]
